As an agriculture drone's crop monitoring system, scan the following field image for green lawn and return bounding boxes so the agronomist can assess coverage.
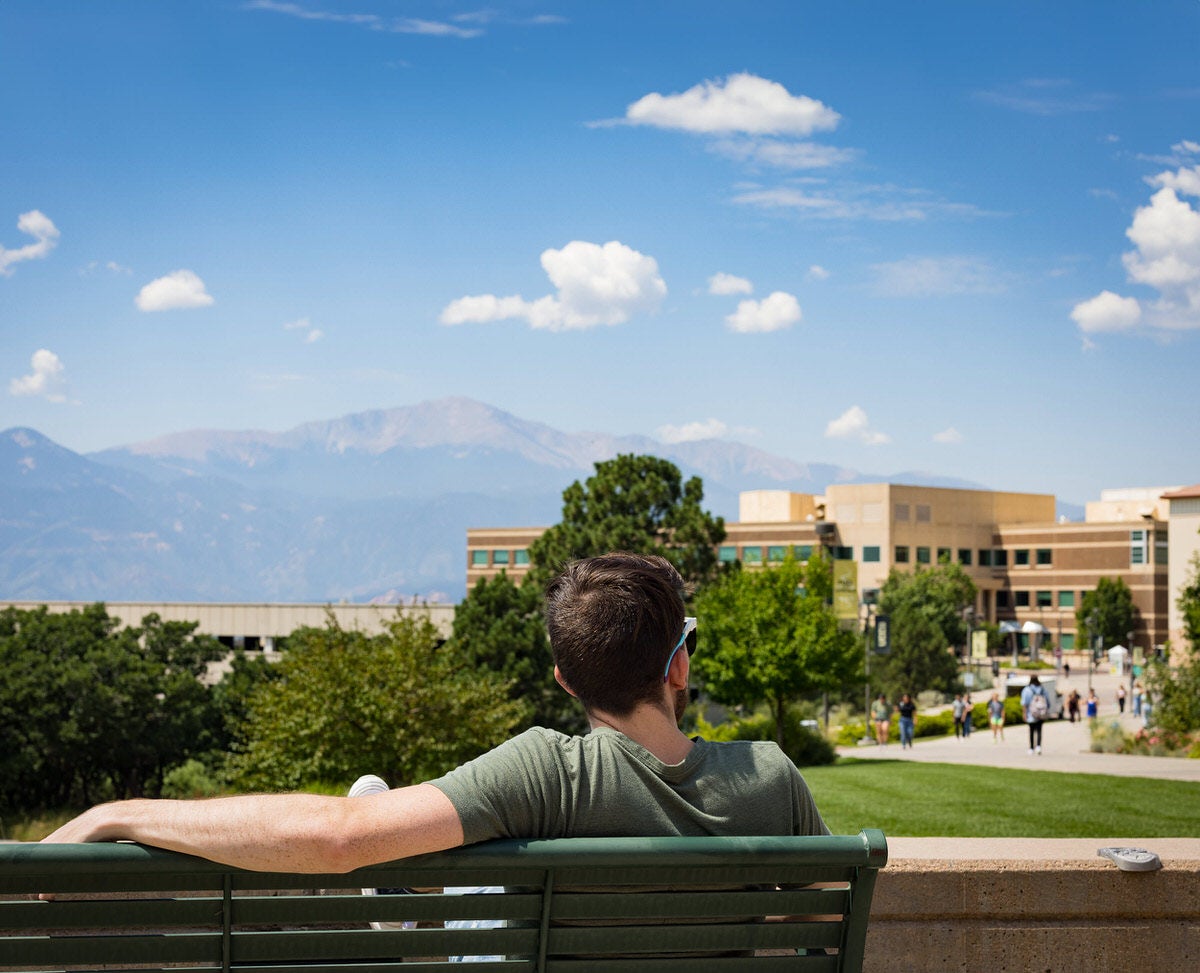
[802,759,1200,837]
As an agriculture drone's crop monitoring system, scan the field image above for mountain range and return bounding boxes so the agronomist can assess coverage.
[2,397,991,603]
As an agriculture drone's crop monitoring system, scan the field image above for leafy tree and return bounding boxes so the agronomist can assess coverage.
[231,612,527,792]
[1076,577,1137,651]
[1143,553,1200,734]
[875,562,976,699]
[692,556,860,746]
[0,605,223,812]
[528,454,726,588]
[450,572,584,734]
[1177,551,1200,653]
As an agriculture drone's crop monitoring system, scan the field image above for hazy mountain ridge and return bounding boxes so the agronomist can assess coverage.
[3,400,991,603]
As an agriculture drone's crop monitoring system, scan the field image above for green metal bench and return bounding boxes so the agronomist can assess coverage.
[0,830,886,972]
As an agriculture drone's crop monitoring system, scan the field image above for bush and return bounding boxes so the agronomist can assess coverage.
[1089,721,1200,758]
[160,759,225,799]
[694,707,837,766]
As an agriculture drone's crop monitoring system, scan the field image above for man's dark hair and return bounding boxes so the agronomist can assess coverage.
[544,552,686,716]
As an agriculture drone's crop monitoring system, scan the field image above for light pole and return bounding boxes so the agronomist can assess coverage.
[1086,610,1098,691]
[859,599,876,745]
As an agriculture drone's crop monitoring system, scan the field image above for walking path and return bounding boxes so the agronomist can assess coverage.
[837,668,1200,782]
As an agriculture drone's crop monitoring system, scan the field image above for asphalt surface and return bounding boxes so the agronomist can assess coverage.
[837,667,1200,782]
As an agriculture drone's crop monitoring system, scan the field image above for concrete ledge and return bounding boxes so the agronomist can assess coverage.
[865,838,1200,973]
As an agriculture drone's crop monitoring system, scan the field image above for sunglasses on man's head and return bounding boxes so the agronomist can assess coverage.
[662,616,697,681]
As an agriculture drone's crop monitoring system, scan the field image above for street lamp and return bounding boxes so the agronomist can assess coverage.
[859,597,877,746]
[1086,610,1098,691]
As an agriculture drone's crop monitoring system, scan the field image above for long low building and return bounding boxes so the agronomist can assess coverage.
[0,600,455,650]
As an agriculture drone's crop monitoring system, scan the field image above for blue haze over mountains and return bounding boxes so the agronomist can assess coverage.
[3,397,996,603]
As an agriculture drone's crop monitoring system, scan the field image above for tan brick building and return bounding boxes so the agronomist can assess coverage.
[466,482,1183,655]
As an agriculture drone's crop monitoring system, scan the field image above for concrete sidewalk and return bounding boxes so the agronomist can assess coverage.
[838,668,1200,782]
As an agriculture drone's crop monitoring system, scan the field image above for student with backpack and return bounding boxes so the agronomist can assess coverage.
[1021,675,1050,755]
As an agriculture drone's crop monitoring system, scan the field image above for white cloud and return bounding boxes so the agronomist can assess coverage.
[621,73,840,136]
[825,405,890,446]
[1070,290,1142,333]
[933,426,964,445]
[9,349,67,402]
[1073,156,1200,336]
[1172,140,1200,156]
[440,240,666,331]
[711,137,857,170]
[725,291,802,333]
[0,210,60,276]
[975,79,1115,116]
[135,270,215,312]
[732,184,991,222]
[807,265,830,280]
[245,1,483,38]
[708,272,753,296]
[283,316,324,343]
[872,256,1003,297]
[658,418,729,443]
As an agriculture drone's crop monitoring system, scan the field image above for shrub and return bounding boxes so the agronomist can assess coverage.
[160,759,225,799]
[694,707,836,766]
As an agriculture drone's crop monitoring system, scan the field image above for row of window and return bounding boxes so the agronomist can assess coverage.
[469,548,531,568]
[718,544,861,564]
[996,589,1076,609]
[893,546,1053,567]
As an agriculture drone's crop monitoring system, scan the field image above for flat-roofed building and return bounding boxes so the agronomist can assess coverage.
[1163,484,1200,650]
[466,481,1183,655]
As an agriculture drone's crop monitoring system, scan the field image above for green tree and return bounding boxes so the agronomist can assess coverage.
[1076,577,1137,651]
[450,572,584,734]
[1177,551,1200,653]
[875,562,976,699]
[692,556,860,746]
[1143,553,1200,734]
[231,612,527,792]
[528,454,726,588]
[0,605,223,811]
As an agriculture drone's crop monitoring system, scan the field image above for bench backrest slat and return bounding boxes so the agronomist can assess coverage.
[0,830,886,973]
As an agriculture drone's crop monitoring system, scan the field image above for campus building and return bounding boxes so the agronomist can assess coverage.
[466,482,1185,657]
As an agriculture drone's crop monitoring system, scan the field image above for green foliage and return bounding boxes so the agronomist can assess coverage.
[1145,654,1200,735]
[0,605,223,812]
[450,572,583,734]
[693,705,837,767]
[693,556,860,746]
[1178,551,1200,653]
[874,563,975,699]
[527,454,726,588]
[160,759,225,799]
[231,612,527,792]
[1090,720,1200,758]
[1075,576,1136,651]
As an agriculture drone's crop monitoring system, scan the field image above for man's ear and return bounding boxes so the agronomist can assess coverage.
[553,665,578,698]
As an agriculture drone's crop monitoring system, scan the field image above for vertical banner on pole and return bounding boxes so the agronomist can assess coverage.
[833,560,858,621]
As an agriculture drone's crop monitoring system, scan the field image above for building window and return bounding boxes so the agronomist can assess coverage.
[863,546,881,563]
[1036,590,1052,608]
[916,546,931,565]
[894,546,910,564]
[937,547,951,564]
[894,503,910,522]
[834,546,854,560]
[470,550,488,566]
[793,544,813,561]
[916,504,932,523]
[1015,591,1030,607]
[978,549,992,567]
[958,549,972,566]
[1058,590,1075,609]
[1014,549,1030,567]
[493,549,510,565]
[994,549,1008,567]
[718,545,738,563]
[996,590,1011,609]
[743,546,763,564]
[514,549,530,566]
[1061,633,1075,650]
[1130,529,1148,566]
[1156,537,1169,565]
[767,545,786,563]
[1036,549,1052,566]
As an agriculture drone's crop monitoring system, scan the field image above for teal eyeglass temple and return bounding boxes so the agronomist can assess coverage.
[663,616,697,681]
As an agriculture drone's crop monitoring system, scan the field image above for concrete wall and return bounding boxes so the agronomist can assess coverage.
[865,837,1200,973]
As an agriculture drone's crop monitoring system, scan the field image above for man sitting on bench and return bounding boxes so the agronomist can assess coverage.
[42,552,828,871]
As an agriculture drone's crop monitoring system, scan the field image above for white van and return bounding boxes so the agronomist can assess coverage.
[1004,674,1064,719]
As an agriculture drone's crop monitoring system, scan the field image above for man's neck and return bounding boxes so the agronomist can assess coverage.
[586,704,695,766]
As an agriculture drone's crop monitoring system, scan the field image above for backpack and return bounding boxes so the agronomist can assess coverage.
[1029,688,1049,721]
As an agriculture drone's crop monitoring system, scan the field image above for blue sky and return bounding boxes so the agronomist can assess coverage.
[2,1,1198,505]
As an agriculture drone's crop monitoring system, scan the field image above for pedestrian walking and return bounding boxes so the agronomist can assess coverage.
[1133,680,1144,717]
[962,694,973,737]
[871,693,892,746]
[987,692,1005,742]
[952,694,965,739]
[1021,675,1049,755]
[1085,688,1098,722]
[1067,689,1080,723]
[897,693,916,749]
[1116,684,1127,714]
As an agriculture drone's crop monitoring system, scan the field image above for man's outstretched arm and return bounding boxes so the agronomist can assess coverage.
[39,783,464,873]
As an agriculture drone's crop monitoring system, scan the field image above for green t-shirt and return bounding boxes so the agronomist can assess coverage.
[429,726,828,846]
